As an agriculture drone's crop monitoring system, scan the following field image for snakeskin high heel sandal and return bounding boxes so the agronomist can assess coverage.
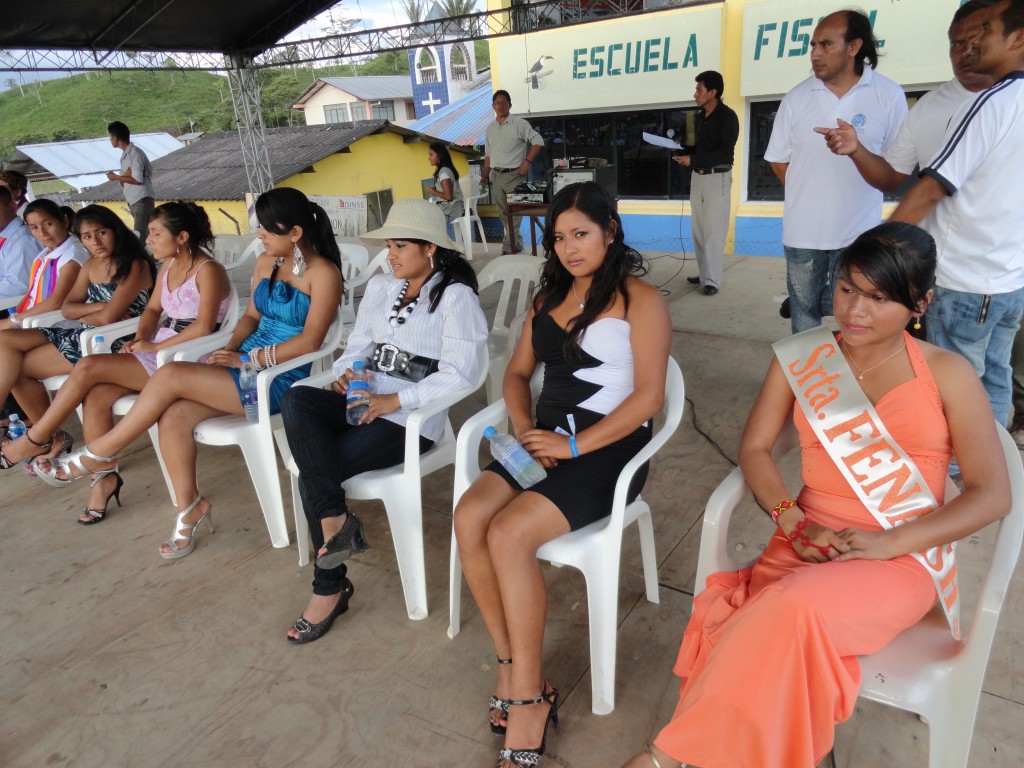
[490,656,513,735]
[496,686,559,768]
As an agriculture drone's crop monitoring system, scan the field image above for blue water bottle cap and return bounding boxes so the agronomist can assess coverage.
[353,360,365,372]
[240,354,250,362]
[483,426,497,439]
[95,336,105,342]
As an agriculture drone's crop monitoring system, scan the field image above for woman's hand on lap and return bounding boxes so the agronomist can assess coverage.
[781,517,850,564]
[350,392,400,424]
[519,428,570,464]
[832,528,898,562]
[206,349,244,368]
[331,369,355,395]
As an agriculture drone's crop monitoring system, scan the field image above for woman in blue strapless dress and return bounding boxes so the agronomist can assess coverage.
[34,188,343,560]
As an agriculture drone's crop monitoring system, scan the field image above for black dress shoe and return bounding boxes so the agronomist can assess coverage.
[686,276,701,284]
[287,579,354,645]
[703,285,719,296]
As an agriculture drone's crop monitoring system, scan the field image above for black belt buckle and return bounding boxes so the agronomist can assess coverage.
[374,343,410,373]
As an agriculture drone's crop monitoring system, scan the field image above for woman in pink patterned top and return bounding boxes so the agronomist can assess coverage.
[1,202,230,524]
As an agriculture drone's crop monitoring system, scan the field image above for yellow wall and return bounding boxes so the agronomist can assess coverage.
[98,199,251,236]
[278,133,473,202]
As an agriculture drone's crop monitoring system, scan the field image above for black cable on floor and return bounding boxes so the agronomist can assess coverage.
[685,394,737,467]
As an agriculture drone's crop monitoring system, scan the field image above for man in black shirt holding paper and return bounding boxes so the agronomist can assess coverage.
[674,70,739,295]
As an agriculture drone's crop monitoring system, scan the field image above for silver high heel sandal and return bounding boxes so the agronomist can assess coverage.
[35,445,117,488]
[160,495,214,560]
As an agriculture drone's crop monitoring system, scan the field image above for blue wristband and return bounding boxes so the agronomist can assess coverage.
[569,435,580,458]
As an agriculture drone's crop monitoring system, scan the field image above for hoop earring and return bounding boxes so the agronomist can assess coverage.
[292,242,307,277]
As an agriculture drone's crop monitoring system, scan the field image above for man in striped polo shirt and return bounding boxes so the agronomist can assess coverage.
[891,0,1024,428]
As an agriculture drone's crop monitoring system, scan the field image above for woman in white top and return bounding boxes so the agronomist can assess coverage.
[280,198,487,644]
[1,199,89,331]
[426,141,465,238]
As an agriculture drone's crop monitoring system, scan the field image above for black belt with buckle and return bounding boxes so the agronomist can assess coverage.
[370,342,440,382]
[160,317,221,333]
[694,165,733,175]
[493,167,519,173]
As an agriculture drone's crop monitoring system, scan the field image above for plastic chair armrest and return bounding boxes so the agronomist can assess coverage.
[80,318,142,356]
[453,398,511,504]
[21,309,66,328]
[253,344,334,424]
[403,383,479,469]
[0,294,23,311]
[293,369,338,392]
[694,467,752,593]
[169,330,236,362]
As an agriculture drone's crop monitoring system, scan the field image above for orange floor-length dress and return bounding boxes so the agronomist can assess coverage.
[654,334,951,768]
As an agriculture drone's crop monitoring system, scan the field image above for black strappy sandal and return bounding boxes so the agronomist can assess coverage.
[496,686,559,768]
[1,429,70,470]
[490,656,512,735]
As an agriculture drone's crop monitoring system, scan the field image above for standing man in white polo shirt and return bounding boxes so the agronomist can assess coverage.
[765,10,907,333]
[105,121,155,239]
[482,89,544,254]
[891,0,1024,428]
[816,1,993,204]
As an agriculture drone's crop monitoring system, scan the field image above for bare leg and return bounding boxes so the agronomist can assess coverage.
[43,362,242,478]
[620,744,682,768]
[0,328,66,410]
[487,492,569,762]
[155,399,225,555]
[454,472,522,727]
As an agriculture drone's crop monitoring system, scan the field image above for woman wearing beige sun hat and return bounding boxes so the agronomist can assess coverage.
[280,197,488,643]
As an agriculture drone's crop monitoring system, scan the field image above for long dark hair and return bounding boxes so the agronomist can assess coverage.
[151,201,216,260]
[535,182,646,358]
[72,204,156,284]
[255,188,342,271]
[838,222,936,329]
[22,198,69,234]
[840,10,881,75]
[405,238,478,311]
[430,142,460,185]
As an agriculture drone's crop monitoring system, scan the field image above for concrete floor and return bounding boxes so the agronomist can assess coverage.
[2,246,1022,767]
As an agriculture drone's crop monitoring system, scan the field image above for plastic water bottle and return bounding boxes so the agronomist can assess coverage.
[239,355,259,422]
[346,360,370,426]
[7,413,26,440]
[483,426,548,489]
[91,335,111,355]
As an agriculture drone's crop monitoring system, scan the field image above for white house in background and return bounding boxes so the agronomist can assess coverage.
[292,76,417,126]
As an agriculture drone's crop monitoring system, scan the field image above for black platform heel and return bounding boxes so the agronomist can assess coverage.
[315,513,371,569]
[287,578,355,644]
[496,685,559,768]
[490,656,513,735]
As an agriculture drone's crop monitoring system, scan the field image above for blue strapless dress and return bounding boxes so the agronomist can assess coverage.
[228,277,313,414]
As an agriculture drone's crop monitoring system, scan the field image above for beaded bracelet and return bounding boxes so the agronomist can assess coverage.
[770,499,797,523]
[786,518,832,558]
[250,349,265,371]
[569,435,580,458]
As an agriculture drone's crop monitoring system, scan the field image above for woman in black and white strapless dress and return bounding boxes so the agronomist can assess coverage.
[454,181,673,768]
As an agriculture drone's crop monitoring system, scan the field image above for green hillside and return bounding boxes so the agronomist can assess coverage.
[0,41,490,163]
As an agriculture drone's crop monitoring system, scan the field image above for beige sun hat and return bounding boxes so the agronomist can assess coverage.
[359,198,460,251]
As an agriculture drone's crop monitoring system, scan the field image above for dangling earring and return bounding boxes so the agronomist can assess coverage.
[913,316,922,330]
[429,251,435,270]
[292,242,307,277]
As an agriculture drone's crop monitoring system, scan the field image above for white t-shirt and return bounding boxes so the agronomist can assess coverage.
[765,67,908,250]
[922,72,1024,294]
[885,78,975,174]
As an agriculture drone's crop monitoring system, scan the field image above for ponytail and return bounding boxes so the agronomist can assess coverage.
[308,203,341,270]
[428,246,478,312]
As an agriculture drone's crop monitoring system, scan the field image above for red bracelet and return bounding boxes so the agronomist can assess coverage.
[770,499,797,523]
[787,518,832,558]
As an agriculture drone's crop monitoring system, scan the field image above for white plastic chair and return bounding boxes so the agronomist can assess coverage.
[0,294,22,312]
[102,283,243,506]
[476,255,542,403]
[338,242,371,327]
[279,343,489,620]
[160,307,346,549]
[338,247,391,347]
[448,356,686,715]
[212,234,258,269]
[454,175,489,259]
[695,421,1024,768]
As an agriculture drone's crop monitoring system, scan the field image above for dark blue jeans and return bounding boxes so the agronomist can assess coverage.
[280,386,433,595]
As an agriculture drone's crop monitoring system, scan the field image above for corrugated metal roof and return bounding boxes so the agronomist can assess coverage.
[408,83,493,147]
[294,76,414,106]
[16,133,184,192]
[68,121,470,203]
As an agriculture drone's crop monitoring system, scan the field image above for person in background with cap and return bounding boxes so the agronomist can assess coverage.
[280,198,488,644]
[673,70,739,296]
[482,90,545,254]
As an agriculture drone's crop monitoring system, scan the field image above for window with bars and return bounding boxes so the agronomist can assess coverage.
[450,44,471,81]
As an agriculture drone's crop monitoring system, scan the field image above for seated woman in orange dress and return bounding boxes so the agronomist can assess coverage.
[622,221,1011,768]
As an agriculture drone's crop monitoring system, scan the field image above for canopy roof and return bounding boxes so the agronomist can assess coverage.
[2,1,338,55]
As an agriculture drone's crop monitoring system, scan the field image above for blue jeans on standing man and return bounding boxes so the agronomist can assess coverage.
[784,246,845,334]
[926,284,1024,427]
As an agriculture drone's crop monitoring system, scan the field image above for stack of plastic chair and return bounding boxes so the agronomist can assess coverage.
[454,175,489,259]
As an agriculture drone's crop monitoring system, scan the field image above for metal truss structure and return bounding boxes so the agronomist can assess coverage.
[3,0,684,199]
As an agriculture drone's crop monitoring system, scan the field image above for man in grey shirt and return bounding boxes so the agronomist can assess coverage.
[482,90,544,254]
[105,121,155,239]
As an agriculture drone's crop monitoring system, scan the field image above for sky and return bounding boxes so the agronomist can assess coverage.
[0,0,431,91]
